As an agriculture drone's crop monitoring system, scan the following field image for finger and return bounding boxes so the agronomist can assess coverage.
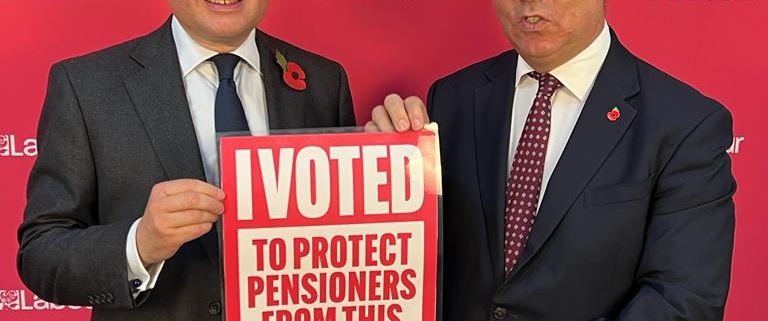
[403,96,429,130]
[383,93,411,132]
[363,121,381,132]
[163,210,220,229]
[152,179,224,200]
[155,191,225,215]
[371,105,397,132]
[136,218,215,264]
[171,222,215,244]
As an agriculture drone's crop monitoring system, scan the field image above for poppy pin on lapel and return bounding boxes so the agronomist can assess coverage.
[276,50,307,91]
[607,107,621,122]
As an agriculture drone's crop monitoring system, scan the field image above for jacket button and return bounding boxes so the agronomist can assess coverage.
[208,300,222,315]
[492,306,507,320]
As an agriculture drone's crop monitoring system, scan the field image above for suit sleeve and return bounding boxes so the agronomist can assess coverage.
[618,105,736,320]
[335,62,356,126]
[17,63,137,309]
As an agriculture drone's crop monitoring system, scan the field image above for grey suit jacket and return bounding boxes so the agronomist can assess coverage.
[17,19,355,321]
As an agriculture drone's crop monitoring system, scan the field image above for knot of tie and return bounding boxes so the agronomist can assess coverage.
[210,53,241,81]
[528,72,563,98]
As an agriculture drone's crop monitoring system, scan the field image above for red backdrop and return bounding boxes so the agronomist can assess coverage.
[0,0,764,320]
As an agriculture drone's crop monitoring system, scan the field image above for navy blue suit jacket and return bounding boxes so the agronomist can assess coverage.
[430,32,735,321]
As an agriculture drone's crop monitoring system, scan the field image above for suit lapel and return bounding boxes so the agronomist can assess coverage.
[123,20,215,264]
[124,20,206,184]
[474,52,518,281]
[256,31,306,130]
[511,33,641,275]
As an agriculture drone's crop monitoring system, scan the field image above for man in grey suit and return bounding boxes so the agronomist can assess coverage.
[17,0,355,320]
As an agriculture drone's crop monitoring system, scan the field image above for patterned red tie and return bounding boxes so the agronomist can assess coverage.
[504,72,563,274]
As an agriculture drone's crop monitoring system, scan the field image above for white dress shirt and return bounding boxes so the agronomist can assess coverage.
[125,16,269,295]
[509,22,611,209]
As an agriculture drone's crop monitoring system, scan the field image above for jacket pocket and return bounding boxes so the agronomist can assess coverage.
[584,174,654,207]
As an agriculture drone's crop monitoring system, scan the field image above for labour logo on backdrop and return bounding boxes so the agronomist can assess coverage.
[0,289,89,311]
[0,134,37,157]
[727,136,745,154]
[0,290,20,310]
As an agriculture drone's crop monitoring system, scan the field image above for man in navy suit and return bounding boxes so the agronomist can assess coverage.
[18,0,354,320]
[368,0,735,320]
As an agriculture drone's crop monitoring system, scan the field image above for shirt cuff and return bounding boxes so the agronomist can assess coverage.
[126,218,165,297]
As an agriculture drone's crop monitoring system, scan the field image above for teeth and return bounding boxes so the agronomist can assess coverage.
[525,16,541,23]
[206,0,241,4]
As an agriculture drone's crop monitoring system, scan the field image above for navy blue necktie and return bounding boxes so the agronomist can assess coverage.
[210,53,250,133]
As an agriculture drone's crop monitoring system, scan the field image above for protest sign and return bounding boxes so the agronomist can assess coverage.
[220,129,441,321]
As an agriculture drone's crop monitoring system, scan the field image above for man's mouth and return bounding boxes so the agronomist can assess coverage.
[205,0,243,4]
[524,16,543,24]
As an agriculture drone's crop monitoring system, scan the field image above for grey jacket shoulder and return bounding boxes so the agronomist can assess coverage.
[49,24,165,92]
[257,30,345,70]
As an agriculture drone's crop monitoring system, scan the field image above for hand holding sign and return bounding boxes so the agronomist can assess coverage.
[137,179,224,266]
[366,94,429,133]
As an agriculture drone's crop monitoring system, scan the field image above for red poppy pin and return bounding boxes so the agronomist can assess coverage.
[276,50,307,91]
[607,106,621,122]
